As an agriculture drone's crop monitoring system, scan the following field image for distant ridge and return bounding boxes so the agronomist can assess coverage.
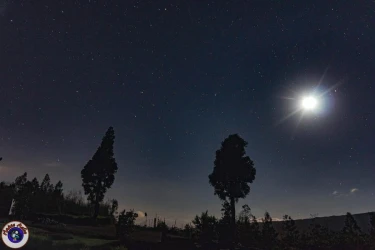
[269,212,374,234]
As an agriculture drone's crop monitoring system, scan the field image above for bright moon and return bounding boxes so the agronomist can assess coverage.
[301,96,318,110]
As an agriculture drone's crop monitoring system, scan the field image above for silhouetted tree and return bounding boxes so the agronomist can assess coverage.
[313,224,332,249]
[192,211,218,244]
[218,201,234,247]
[208,134,256,240]
[157,220,169,232]
[12,173,33,219]
[369,212,375,247]
[81,126,118,219]
[237,205,253,248]
[116,209,138,239]
[40,174,54,194]
[250,215,261,248]
[39,174,54,213]
[221,200,232,224]
[29,177,40,214]
[184,223,194,238]
[109,199,118,216]
[262,212,278,249]
[63,189,89,215]
[281,215,300,249]
[238,204,251,224]
[53,181,64,214]
[30,178,39,192]
[341,212,363,248]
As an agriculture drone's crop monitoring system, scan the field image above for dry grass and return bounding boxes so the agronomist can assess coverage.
[0,220,122,249]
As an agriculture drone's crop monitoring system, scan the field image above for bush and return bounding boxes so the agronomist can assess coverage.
[49,233,74,240]
[116,209,138,239]
[23,236,54,250]
[34,213,112,226]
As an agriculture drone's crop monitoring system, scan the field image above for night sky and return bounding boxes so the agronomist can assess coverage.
[1,1,374,226]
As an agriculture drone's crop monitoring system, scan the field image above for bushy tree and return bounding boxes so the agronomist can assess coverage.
[184,224,194,238]
[369,212,375,247]
[109,199,118,223]
[261,212,278,249]
[81,127,118,219]
[192,211,218,244]
[341,212,363,247]
[28,177,40,214]
[250,215,261,247]
[38,174,55,213]
[157,220,169,231]
[63,189,89,215]
[40,174,54,194]
[281,215,300,249]
[237,205,253,248]
[307,222,333,249]
[218,201,235,247]
[221,200,232,223]
[53,181,64,214]
[238,204,251,224]
[208,134,256,243]
[116,209,138,239]
[12,173,37,219]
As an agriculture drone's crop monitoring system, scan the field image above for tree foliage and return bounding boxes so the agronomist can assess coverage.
[192,211,218,243]
[262,212,278,249]
[157,220,169,231]
[369,212,375,246]
[238,204,251,225]
[208,134,256,227]
[109,199,118,218]
[12,172,33,219]
[341,212,364,247]
[81,126,118,218]
[237,205,259,248]
[116,209,138,239]
[281,215,300,249]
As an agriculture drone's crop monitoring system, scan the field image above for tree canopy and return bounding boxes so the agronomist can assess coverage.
[81,126,118,218]
[208,134,256,226]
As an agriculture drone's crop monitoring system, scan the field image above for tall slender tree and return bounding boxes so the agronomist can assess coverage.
[262,212,278,249]
[81,126,118,219]
[341,212,363,247]
[208,134,256,231]
[53,181,64,214]
[40,174,54,213]
[369,212,375,246]
[281,214,300,249]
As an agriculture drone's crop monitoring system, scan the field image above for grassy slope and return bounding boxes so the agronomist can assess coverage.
[0,221,124,250]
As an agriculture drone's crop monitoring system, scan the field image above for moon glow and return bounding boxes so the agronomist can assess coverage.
[301,96,318,111]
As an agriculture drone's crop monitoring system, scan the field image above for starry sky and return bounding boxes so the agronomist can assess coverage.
[0,1,374,226]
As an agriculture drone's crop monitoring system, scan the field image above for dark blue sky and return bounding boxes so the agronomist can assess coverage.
[0,0,374,226]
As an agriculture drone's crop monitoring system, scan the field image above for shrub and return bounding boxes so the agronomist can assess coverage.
[116,209,138,239]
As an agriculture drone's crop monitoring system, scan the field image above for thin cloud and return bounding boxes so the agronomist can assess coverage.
[331,188,359,198]
[331,190,345,198]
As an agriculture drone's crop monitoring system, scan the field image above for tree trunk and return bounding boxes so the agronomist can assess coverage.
[93,188,100,219]
[93,200,100,219]
[230,196,236,225]
[230,196,236,245]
